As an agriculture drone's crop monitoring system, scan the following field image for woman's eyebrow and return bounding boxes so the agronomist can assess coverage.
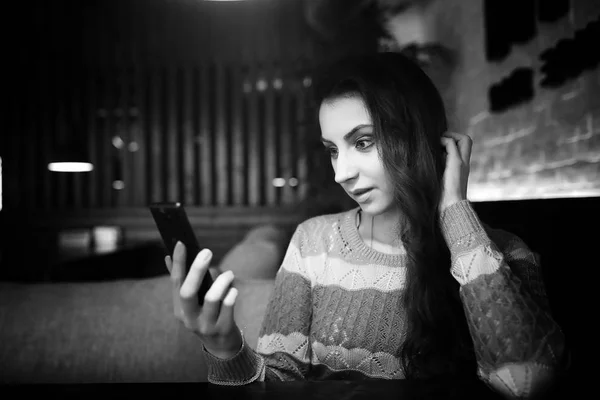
[320,124,373,144]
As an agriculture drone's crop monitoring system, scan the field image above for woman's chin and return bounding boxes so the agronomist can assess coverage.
[359,201,396,216]
[359,202,381,215]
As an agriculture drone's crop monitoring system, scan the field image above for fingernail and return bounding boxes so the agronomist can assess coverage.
[201,249,212,261]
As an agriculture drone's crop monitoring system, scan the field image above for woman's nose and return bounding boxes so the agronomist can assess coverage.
[334,153,358,184]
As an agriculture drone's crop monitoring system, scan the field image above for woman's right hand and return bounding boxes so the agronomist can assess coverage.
[165,241,243,360]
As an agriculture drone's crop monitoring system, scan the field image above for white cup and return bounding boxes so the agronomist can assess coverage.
[93,226,122,253]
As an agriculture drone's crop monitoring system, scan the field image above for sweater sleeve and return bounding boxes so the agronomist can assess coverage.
[440,200,569,400]
[202,225,313,384]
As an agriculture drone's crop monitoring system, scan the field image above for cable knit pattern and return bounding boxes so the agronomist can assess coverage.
[202,200,567,399]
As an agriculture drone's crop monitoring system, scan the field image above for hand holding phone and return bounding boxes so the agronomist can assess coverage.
[150,202,214,306]
[150,202,243,359]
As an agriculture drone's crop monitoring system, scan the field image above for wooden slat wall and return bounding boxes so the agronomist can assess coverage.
[3,0,317,215]
[3,62,313,211]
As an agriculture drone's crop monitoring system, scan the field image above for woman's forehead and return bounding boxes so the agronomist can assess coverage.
[319,96,371,129]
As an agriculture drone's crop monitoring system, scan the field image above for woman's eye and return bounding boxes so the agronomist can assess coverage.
[355,138,373,150]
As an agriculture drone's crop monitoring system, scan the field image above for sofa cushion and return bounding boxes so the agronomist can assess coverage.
[0,274,274,383]
[216,224,291,280]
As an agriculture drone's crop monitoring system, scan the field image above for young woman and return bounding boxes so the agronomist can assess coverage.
[165,52,569,398]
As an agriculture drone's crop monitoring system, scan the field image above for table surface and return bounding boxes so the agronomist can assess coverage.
[2,376,575,400]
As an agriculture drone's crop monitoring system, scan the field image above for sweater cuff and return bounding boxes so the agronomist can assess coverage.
[202,332,264,385]
[440,200,487,250]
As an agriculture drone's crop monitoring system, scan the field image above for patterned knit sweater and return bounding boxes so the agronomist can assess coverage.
[202,200,568,398]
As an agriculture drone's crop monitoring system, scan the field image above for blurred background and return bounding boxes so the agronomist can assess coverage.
[0,0,598,385]
[0,0,598,278]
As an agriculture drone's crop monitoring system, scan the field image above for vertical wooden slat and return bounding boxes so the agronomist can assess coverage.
[32,71,43,209]
[248,64,260,206]
[23,69,36,210]
[113,67,124,207]
[56,64,67,210]
[225,66,234,206]
[175,66,183,203]
[87,67,98,208]
[71,67,83,209]
[121,65,133,206]
[265,63,277,206]
[112,67,121,206]
[199,64,212,206]
[182,65,195,206]
[256,0,268,63]
[232,65,245,205]
[238,2,252,64]
[68,0,77,209]
[246,1,260,206]
[9,79,22,210]
[192,66,200,205]
[288,92,298,203]
[296,76,309,201]
[42,65,53,211]
[166,65,178,202]
[64,67,74,210]
[215,61,228,206]
[241,71,250,207]
[102,68,114,208]
[32,66,44,210]
[132,64,146,207]
[280,71,294,205]
[150,67,162,203]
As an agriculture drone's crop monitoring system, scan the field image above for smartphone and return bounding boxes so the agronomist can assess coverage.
[149,202,213,306]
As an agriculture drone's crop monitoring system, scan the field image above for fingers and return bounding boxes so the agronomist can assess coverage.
[442,132,472,164]
[165,255,172,274]
[180,249,213,317]
[201,270,236,325]
[217,286,239,329]
[440,136,460,165]
[171,241,186,284]
[166,252,184,320]
[170,244,237,332]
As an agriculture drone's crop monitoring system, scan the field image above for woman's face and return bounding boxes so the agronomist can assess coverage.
[319,95,395,215]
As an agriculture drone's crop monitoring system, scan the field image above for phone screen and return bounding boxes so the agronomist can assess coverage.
[149,202,213,306]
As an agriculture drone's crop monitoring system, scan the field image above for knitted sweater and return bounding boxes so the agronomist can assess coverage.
[202,200,568,398]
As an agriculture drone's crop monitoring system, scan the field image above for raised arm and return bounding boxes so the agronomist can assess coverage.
[202,225,313,384]
[440,200,569,399]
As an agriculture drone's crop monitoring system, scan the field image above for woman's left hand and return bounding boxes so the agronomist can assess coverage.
[440,131,473,212]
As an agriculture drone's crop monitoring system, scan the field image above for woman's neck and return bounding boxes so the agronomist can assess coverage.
[358,207,405,253]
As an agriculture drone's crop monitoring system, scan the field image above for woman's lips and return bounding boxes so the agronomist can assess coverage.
[352,188,373,202]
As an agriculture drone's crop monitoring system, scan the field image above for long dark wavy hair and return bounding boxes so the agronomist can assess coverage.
[313,52,477,379]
